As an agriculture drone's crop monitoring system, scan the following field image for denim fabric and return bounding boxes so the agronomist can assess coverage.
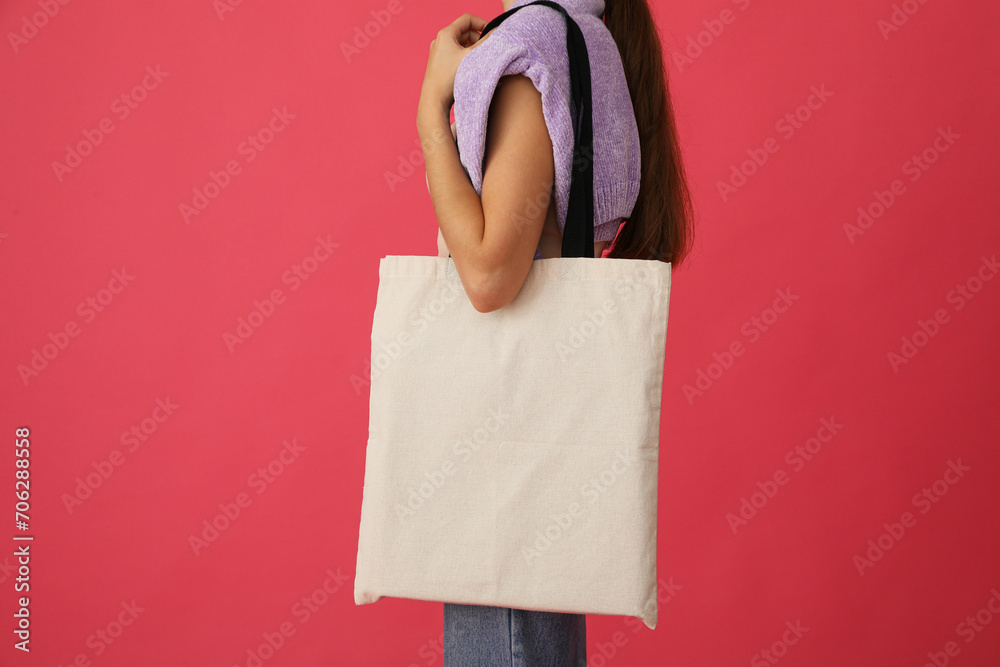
[443,603,587,666]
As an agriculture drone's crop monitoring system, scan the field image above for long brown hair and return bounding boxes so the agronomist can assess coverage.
[603,0,694,267]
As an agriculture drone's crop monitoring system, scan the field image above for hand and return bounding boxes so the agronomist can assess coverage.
[418,13,488,115]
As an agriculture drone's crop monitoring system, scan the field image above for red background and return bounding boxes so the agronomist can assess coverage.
[2,0,999,665]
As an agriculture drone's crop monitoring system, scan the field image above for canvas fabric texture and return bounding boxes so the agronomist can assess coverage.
[354,253,670,629]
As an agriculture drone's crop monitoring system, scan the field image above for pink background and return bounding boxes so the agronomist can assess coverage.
[2,0,999,665]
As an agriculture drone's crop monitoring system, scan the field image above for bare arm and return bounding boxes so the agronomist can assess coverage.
[433,122,459,258]
[418,74,552,313]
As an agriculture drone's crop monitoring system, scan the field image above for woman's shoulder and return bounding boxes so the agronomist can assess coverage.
[475,4,623,73]
[473,4,580,57]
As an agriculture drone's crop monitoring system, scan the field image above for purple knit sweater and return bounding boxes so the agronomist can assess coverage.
[452,0,641,259]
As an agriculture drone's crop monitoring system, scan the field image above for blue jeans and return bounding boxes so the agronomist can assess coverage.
[443,603,587,666]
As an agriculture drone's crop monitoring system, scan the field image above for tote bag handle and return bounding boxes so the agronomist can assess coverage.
[478,1,595,259]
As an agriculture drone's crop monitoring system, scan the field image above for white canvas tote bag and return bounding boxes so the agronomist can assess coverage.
[354,0,671,630]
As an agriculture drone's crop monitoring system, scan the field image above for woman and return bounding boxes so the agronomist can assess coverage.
[417,0,693,662]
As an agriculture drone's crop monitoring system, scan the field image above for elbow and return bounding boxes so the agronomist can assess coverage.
[468,282,510,314]
[470,298,500,314]
[471,298,508,314]
[466,263,514,314]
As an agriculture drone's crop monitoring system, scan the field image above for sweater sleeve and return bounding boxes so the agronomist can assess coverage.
[452,7,638,245]
[453,27,535,195]
[453,14,577,240]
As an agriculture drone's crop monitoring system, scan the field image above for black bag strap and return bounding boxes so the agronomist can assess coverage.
[479,1,594,259]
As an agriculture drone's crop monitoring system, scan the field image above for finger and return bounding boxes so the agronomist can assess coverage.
[452,13,487,35]
[458,29,481,46]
